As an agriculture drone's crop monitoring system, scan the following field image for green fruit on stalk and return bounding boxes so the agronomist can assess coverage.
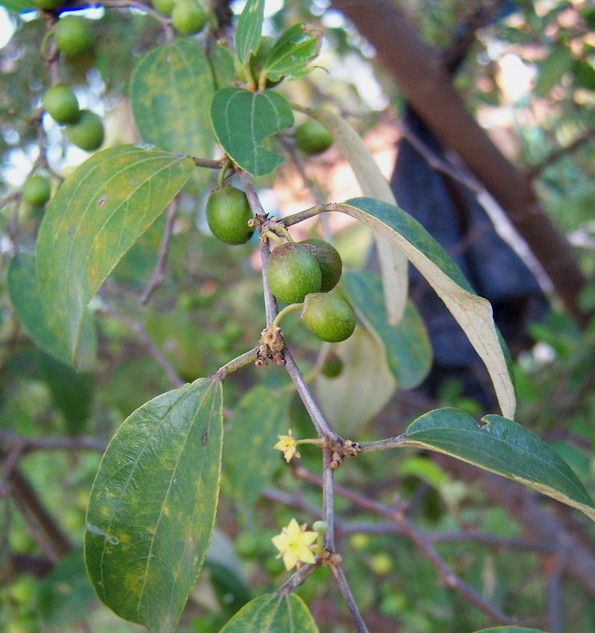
[301,293,356,342]
[172,0,207,35]
[65,110,104,151]
[22,175,51,206]
[153,0,175,16]
[206,186,254,245]
[295,119,333,155]
[43,84,80,124]
[54,17,94,57]
[267,242,321,304]
[299,238,342,292]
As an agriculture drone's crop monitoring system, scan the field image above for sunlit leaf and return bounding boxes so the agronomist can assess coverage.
[224,385,291,504]
[219,593,319,633]
[210,87,294,176]
[341,270,431,389]
[131,39,215,158]
[398,408,595,521]
[312,107,408,325]
[85,378,223,633]
[36,145,194,364]
[262,24,320,81]
[235,0,265,65]
[334,198,515,418]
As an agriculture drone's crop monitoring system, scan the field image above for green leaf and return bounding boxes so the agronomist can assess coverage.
[474,628,550,633]
[84,378,223,633]
[219,593,319,633]
[262,24,320,82]
[37,548,98,627]
[341,271,431,389]
[36,145,194,365]
[130,40,215,157]
[0,0,36,11]
[315,328,396,434]
[210,87,294,176]
[535,44,573,96]
[224,385,291,505]
[7,254,96,371]
[399,408,595,521]
[235,0,265,65]
[208,43,236,90]
[336,198,515,419]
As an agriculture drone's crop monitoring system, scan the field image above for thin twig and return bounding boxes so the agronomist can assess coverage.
[139,198,178,305]
[527,129,595,181]
[322,448,335,552]
[98,306,184,388]
[331,564,371,633]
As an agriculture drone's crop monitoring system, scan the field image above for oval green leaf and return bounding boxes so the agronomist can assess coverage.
[130,40,215,158]
[210,87,294,176]
[399,408,595,522]
[35,144,194,364]
[219,592,319,633]
[341,270,431,389]
[85,378,223,633]
[262,24,320,82]
[224,385,292,505]
[235,0,265,65]
[335,198,515,419]
[7,254,96,370]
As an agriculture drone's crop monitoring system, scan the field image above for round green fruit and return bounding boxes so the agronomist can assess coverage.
[301,293,356,342]
[7,616,39,633]
[172,0,207,35]
[22,175,51,207]
[152,0,175,16]
[299,238,342,292]
[65,110,104,151]
[54,17,94,58]
[43,84,80,124]
[206,186,254,245]
[267,242,321,304]
[7,574,37,605]
[295,119,333,155]
[321,353,343,378]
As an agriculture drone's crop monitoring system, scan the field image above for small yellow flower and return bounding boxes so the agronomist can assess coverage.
[271,518,318,570]
[274,429,300,463]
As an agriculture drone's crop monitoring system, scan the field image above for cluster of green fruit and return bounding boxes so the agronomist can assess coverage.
[152,0,207,35]
[204,185,355,344]
[41,16,104,151]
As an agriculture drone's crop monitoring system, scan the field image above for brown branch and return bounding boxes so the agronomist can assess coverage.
[527,129,595,181]
[330,0,592,327]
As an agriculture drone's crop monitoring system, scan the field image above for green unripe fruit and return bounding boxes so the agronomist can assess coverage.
[267,242,321,304]
[295,119,333,155]
[65,110,104,151]
[299,238,342,292]
[22,175,51,206]
[7,615,39,633]
[152,0,175,16]
[54,17,94,58]
[172,0,207,35]
[206,186,254,245]
[321,353,343,378]
[7,574,37,605]
[43,84,80,124]
[301,293,356,342]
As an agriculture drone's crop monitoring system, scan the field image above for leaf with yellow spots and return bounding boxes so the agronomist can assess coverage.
[35,144,194,367]
[84,377,223,633]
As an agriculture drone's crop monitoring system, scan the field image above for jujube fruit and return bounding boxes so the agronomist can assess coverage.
[301,293,356,342]
[22,175,51,206]
[43,84,80,124]
[206,186,254,245]
[295,119,333,155]
[152,0,175,16]
[54,17,94,57]
[299,238,342,292]
[65,109,104,151]
[321,353,344,378]
[172,0,207,35]
[267,242,321,304]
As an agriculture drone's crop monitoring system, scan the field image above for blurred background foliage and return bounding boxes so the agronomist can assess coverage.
[0,0,593,632]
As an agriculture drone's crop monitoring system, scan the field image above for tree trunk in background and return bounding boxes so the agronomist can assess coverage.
[331,0,591,327]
